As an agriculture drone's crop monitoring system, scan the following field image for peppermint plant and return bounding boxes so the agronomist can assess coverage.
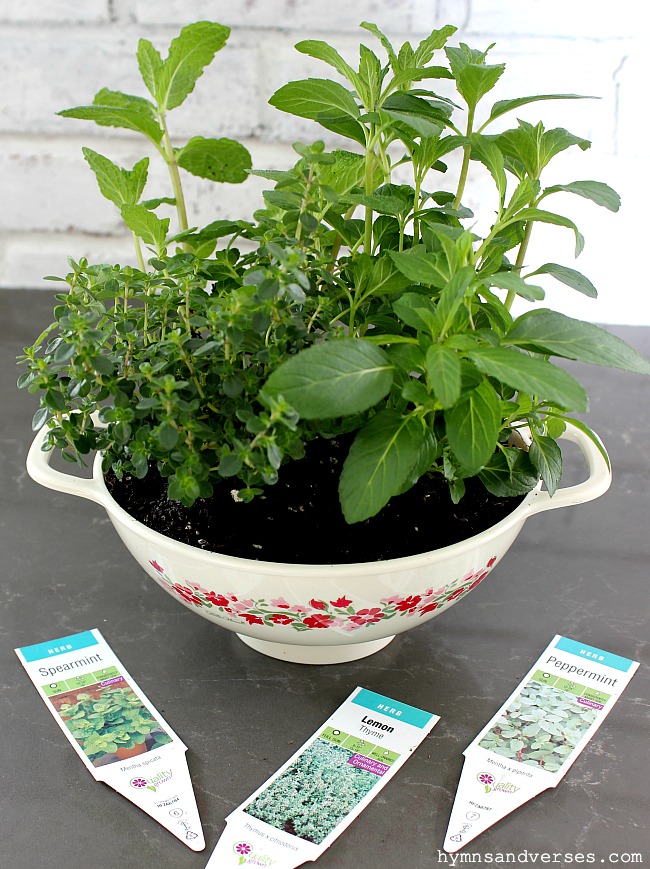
[18,21,650,524]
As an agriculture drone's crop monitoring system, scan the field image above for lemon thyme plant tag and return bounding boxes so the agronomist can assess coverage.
[443,635,639,852]
[15,628,204,851]
[206,687,438,868]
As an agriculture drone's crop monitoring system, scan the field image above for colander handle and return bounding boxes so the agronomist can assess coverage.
[524,422,611,516]
[26,421,109,507]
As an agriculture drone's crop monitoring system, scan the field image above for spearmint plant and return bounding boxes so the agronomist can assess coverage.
[18,21,650,523]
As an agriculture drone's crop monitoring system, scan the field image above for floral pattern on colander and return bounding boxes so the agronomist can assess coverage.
[147,557,497,632]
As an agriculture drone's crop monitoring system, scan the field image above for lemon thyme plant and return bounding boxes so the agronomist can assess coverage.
[19,21,650,527]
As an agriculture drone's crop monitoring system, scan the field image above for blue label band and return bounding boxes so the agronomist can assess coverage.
[18,630,99,663]
[352,688,434,729]
[555,636,634,673]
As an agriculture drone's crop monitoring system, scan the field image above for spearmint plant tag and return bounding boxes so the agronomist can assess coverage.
[15,628,204,851]
[206,687,438,868]
[443,635,639,852]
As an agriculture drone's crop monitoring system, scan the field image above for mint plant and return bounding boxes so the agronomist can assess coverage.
[478,681,598,772]
[19,21,650,527]
[58,685,172,763]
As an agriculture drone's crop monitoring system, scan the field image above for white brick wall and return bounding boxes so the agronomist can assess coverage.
[1,0,648,325]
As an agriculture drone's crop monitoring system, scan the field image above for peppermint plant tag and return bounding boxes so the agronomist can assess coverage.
[444,635,639,852]
[15,628,204,851]
[206,687,439,868]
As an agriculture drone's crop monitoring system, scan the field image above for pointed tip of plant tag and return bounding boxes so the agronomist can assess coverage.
[97,745,205,851]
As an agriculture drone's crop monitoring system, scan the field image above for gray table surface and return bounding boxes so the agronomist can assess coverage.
[2,288,649,869]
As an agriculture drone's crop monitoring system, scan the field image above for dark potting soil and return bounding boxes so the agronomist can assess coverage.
[105,435,526,564]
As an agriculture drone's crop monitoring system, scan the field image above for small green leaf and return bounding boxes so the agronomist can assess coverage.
[445,45,505,109]
[392,293,438,334]
[504,208,584,257]
[469,346,588,410]
[58,90,163,144]
[269,78,360,123]
[264,340,393,419]
[339,410,427,523]
[485,93,593,127]
[507,310,650,374]
[137,38,164,99]
[542,180,621,212]
[344,193,407,216]
[389,247,447,288]
[156,22,230,111]
[121,204,169,249]
[445,380,501,471]
[433,266,475,338]
[295,40,362,92]
[470,134,506,204]
[484,271,545,302]
[529,434,563,496]
[82,148,148,208]
[425,344,461,408]
[176,136,252,183]
[525,263,597,298]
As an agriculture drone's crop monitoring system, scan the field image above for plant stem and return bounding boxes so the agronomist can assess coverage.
[132,233,146,272]
[453,105,475,210]
[159,111,189,234]
[505,219,534,310]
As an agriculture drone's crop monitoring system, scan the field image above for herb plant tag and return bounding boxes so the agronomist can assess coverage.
[15,629,204,851]
[443,635,639,852]
[206,687,438,867]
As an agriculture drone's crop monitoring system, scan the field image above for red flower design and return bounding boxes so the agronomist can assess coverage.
[395,595,422,612]
[447,588,466,601]
[270,614,294,625]
[330,596,353,608]
[488,556,497,567]
[242,613,264,625]
[205,592,230,607]
[468,574,487,591]
[149,560,164,573]
[349,607,384,626]
[303,614,333,629]
[309,599,328,611]
[419,602,440,615]
[172,584,202,606]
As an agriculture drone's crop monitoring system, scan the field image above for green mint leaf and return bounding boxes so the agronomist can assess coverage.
[389,247,447,287]
[269,78,361,123]
[433,265,475,338]
[59,89,163,144]
[525,263,598,299]
[157,21,230,111]
[541,180,621,212]
[504,208,585,257]
[137,38,164,99]
[121,204,169,250]
[445,380,502,471]
[484,94,594,128]
[470,134,506,204]
[360,22,399,70]
[264,340,393,419]
[82,148,148,208]
[469,347,588,411]
[529,434,563,496]
[484,271,545,302]
[425,344,461,408]
[507,310,650,375]
[445,44,505,109]
[381,92,445,138]
[392,292,438,334]
[479,449,539,497]
[176,136,252,183]
[339,410,427,523]
[412,25,458,66]
[295,40,362,93]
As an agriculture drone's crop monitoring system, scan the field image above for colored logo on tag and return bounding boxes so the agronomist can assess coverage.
[130,769,173,793]
[477,772,495,792]
[233,840,276,866]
